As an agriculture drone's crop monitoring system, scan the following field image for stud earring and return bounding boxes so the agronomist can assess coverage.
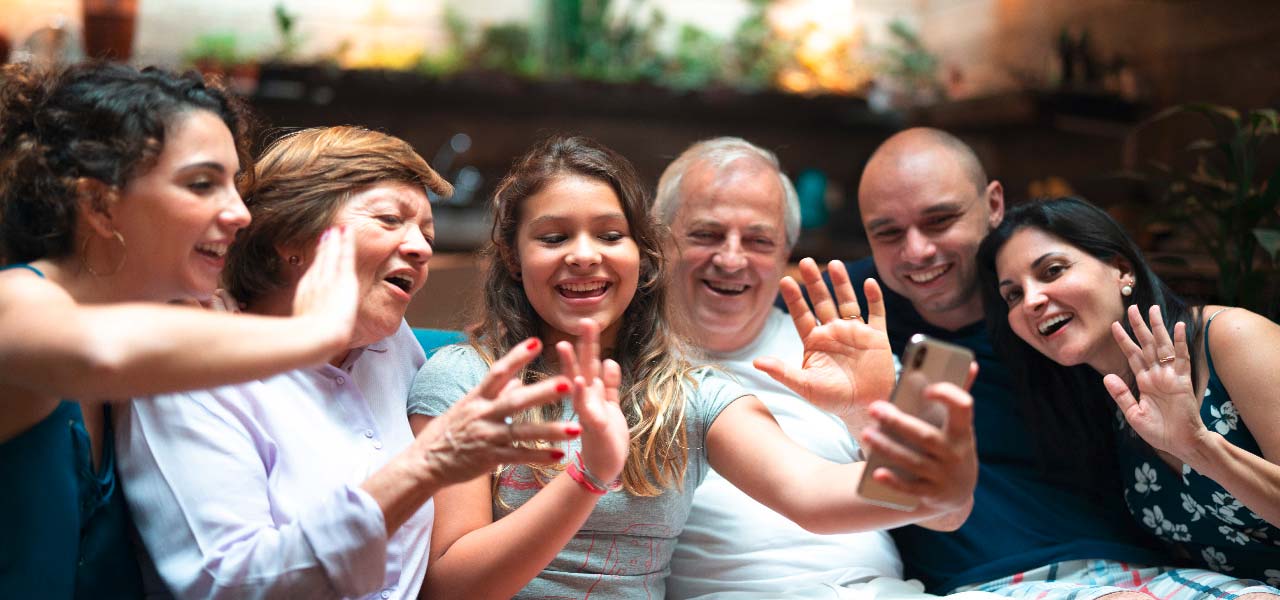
[1121,284,1133,297]
[288,255,301,266]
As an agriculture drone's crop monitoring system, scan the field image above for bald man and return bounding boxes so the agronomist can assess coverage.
[840,129,1278,600]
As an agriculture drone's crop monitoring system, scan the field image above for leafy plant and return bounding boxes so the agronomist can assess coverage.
[1138,104,1280,317]
[475,23,540,77]
[879,19,944,103]
[725,0,789,91]
[545,0,664,83]
[273,2,302,61]
[417,4,469,76]
[663,24,722,91]
[184,32,243,68]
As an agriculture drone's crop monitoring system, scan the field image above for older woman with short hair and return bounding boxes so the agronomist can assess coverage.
[119,126,582,599]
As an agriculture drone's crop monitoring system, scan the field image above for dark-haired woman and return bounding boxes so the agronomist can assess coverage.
[0,63,361,597]
[978,196,1280,590]
[410,135,984,598]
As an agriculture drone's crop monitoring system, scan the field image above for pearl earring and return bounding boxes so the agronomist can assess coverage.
[288,255,301,266]
[1121,284,1133,297]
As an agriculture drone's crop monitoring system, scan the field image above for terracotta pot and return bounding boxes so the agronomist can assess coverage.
[82,0,138,62]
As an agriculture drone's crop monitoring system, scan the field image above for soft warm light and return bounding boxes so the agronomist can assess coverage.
[770,0,871,95]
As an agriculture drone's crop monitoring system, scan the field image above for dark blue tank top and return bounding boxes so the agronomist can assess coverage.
[1118,308,1280,582]
[0,263,143,598]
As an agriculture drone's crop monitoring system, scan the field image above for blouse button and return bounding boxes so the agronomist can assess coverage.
[335,376,346,385]
[363,429,374,438]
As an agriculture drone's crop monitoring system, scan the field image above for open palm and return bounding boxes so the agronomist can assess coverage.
[557,318,628,482]
[1103,304,1207,457]
[755,258,895,419]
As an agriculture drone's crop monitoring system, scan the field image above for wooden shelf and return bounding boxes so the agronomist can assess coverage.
[908,90,1147,136]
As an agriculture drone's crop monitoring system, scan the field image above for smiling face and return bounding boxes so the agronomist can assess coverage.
[515,175,640,348]
[327,182,434,347]
[110,109,249,301]
[995,227,1133,373]
[859,145,1002,330]
[670,160,789,353]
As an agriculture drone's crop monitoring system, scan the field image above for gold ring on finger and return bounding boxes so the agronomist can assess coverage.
[841,314,863,321]
[1157,355,1175,365]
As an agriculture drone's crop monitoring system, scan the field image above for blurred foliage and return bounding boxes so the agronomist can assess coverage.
[726,0,792,91]
[183,1,895,97]
[413,0,821,94]
[1133,104,1280,317]
[273,3,302,61]
[877,19,945,103]
[184,32,244,67]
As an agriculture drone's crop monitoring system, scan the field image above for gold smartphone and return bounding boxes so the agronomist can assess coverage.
[855,334,974,511]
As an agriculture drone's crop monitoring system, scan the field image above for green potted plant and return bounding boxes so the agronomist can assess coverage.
[1135,104,1280,318]
[184,32,260,95]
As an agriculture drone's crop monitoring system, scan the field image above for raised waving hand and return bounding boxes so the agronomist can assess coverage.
[557,318,629,484]
[1104,304,1207,456]
[754,258,896,421]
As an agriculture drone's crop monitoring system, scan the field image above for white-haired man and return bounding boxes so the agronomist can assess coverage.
[656,137,975,600]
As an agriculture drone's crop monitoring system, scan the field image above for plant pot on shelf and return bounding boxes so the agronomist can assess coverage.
[82,0,138,62]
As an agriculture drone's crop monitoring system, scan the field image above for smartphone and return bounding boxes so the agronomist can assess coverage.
[856,334,974,511]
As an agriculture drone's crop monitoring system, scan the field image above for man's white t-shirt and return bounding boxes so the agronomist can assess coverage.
[667,307,903,599]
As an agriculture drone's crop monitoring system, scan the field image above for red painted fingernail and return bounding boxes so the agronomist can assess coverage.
[526,339,541,351]
[550,450,565,461]
[555,382,570,394]
[565,424,582,436]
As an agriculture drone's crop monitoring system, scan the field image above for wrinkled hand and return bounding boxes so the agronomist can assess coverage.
[1104,305,1208,457]
[418,337,580,485]
[292,226,359,349]
[859,366,979,513]
[753,258,895,419]
[558,318,628,482]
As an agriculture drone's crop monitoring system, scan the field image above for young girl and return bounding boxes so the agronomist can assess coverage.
[978,196,1280,588]
[409,135,981,598]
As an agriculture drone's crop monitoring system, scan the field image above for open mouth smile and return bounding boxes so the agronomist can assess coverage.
[195,242,229,260]
[557,280,610,299]
[905,264,950,284]
[1037,313,1073,336]
[703,280,749,296]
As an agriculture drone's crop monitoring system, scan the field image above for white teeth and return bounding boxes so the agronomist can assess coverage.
[196,242,227,257]
[907,265,947,283]
[707,281,748,293]
[559,281,607,292]
[1038,314,1072,335]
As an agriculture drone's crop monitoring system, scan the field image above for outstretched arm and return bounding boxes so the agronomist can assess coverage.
[1105,304,1280,526]
[707,379,976,534]
[0,227,359,400]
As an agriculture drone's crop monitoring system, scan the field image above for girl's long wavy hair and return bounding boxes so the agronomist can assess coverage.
[976,196,1202,489]
[473,135,696,497]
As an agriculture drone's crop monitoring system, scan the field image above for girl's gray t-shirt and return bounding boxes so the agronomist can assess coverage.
[408,344,746,599]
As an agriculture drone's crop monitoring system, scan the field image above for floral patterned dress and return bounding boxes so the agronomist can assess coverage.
[1118,309,1280,585]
